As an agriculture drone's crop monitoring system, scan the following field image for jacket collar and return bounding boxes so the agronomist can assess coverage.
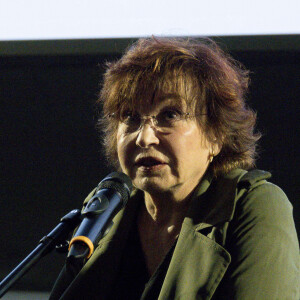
[158,169,248,299]
[187,168,247,231]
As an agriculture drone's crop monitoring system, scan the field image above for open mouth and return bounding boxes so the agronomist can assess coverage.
[135,157,166,168]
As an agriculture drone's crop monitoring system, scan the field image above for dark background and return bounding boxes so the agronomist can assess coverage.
[0,36,299,292]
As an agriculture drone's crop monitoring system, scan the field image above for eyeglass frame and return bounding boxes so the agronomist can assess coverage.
[108,110,207,133]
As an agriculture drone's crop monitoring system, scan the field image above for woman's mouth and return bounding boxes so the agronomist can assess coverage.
[135,157,167,171]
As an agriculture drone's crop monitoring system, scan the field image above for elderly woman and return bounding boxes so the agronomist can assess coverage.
[50,38,299,299]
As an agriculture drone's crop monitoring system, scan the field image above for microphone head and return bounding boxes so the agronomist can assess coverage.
[97,172,133,205]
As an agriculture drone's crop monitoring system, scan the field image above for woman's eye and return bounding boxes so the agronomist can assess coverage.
[121,112,140,124]
[161,110,181,120]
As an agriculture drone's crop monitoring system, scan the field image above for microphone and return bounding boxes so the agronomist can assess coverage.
[67,172,132,264]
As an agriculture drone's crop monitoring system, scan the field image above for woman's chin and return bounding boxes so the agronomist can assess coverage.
[133,175,172,194]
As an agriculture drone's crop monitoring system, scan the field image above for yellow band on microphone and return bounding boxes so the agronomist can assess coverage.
[69,236,94,259]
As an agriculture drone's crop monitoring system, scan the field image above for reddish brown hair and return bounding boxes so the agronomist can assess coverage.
[97,37,260,175]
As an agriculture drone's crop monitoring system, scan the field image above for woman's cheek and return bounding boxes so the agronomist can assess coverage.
[117,132,135,174]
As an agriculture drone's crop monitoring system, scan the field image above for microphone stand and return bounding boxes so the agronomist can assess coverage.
[0,209,82,298]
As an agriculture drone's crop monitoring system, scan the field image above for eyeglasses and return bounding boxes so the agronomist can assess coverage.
[109,109,205,133]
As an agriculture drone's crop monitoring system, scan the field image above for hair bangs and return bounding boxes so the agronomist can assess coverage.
[104,65,202,117]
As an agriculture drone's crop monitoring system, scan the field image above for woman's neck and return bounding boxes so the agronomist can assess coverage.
[137,192,190,276]
[142,190,192,228]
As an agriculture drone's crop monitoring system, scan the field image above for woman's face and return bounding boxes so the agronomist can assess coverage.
[116,96,214,199]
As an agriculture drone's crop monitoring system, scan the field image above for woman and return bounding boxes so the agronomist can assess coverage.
[50,38,299,299]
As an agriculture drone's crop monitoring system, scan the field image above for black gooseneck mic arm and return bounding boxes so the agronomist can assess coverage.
[0,209,82,298]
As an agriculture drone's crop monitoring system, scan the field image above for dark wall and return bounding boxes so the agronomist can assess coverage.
[0,38,299,292]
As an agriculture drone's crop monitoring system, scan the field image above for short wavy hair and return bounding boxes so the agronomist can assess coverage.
[97,37,261,176]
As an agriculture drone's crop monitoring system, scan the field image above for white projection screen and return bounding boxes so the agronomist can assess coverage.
[0,0,299,41]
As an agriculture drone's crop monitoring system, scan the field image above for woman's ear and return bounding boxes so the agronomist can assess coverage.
[212,141,222,156]
[208,139,222,163]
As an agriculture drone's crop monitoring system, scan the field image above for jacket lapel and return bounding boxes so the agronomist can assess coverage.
[158,169,247,299]
[159,219,231,299]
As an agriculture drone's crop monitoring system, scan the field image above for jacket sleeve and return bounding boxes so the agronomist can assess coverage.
[216,182,299,299]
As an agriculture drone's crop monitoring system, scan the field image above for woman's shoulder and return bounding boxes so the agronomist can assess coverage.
[234,169,293,217]
[214,169,300,299]
[209,168,295,229]
[217,168,292,211]
[226,169,298,251]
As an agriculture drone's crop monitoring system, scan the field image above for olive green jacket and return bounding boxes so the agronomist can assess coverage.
[50,169,299,299]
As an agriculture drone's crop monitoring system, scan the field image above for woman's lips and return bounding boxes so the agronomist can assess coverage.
[138,164,166,171]
[135,157,167,171]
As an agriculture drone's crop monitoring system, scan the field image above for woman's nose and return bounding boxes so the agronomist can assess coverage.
[136,123,159,148]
